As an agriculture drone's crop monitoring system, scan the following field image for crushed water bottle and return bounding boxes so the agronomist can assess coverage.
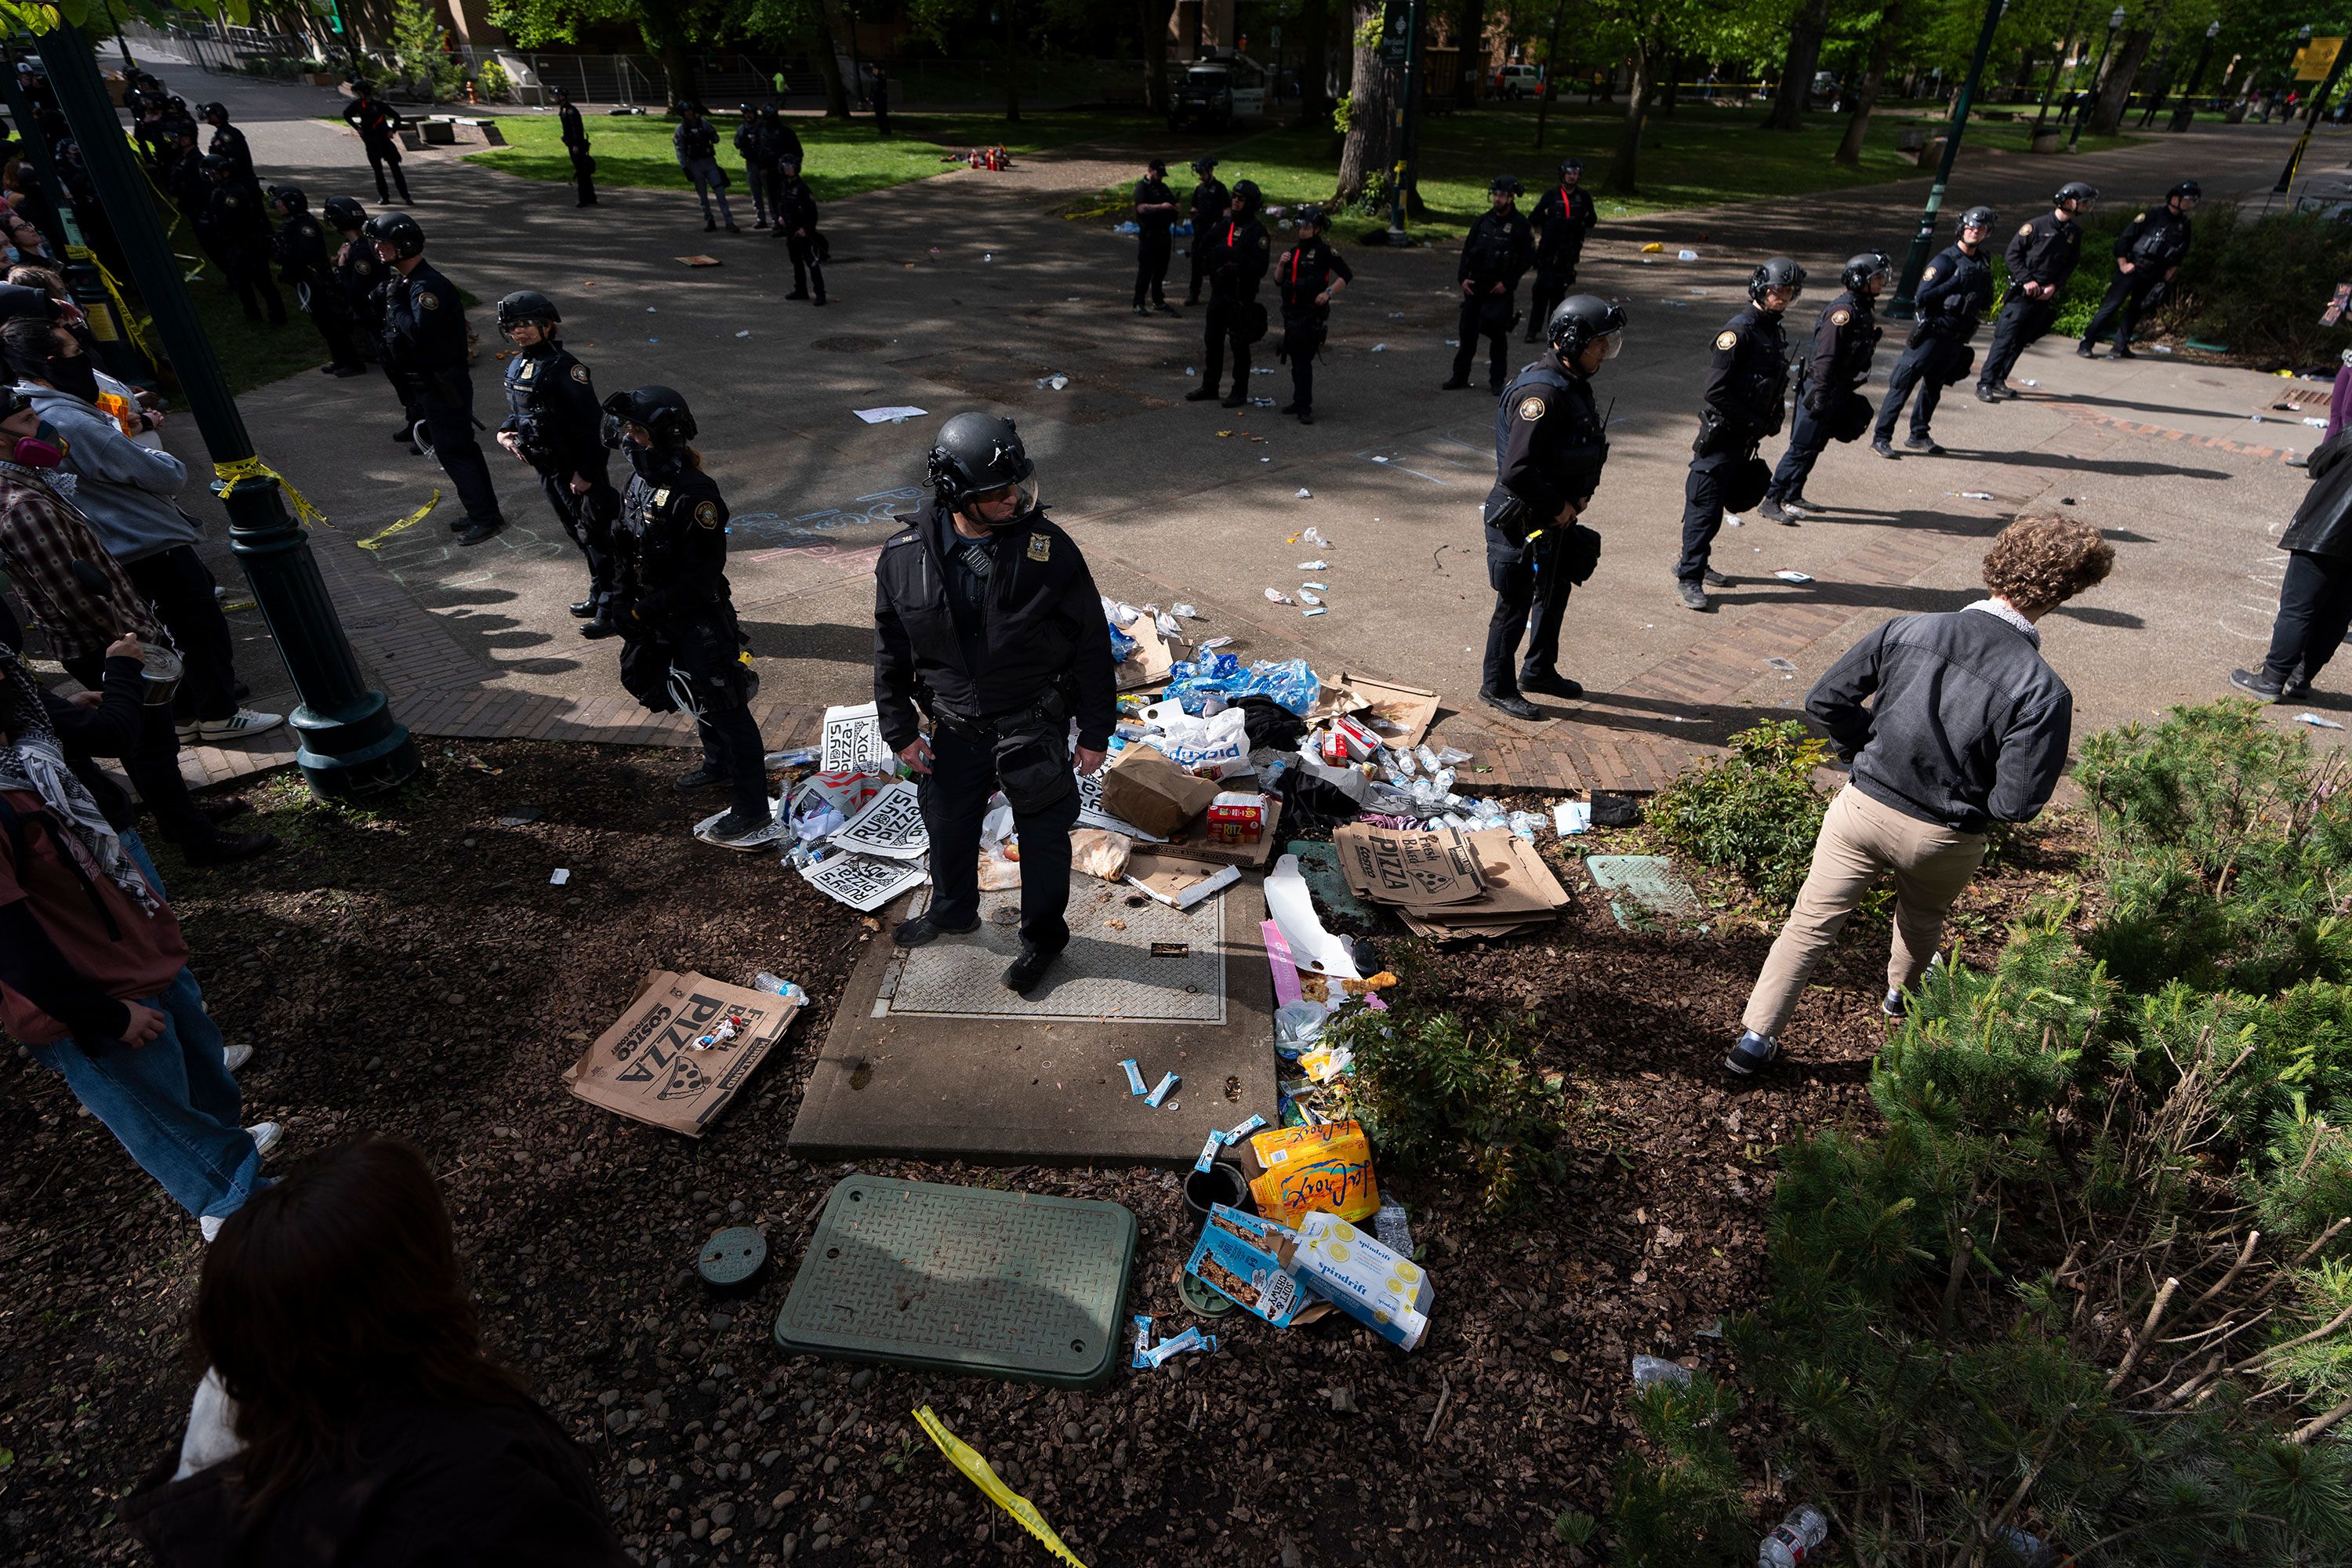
[1631,1355,1692,1388]
[752,972,808,1005]
[1758,1504,1830,1568]
[1374,1196,1414,1254]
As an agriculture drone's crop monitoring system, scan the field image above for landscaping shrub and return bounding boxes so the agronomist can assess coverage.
[1645,720,1831,908]
[390,0,465,103]
[1609,1373,1748,1566]
[475,59,514,103]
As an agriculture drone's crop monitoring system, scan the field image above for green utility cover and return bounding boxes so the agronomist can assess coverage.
[1584,854,1700,927]
[699,1225,768,1289]
[775,1175,1138,1388]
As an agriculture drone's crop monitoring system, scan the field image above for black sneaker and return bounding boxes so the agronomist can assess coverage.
[1882,988,1907,1019]
[180,828,278,866]
[1184,387,1219,402]
[2076,342,2096,358]
[1973,385,1999,404]
[1440,376,1471,390]
[1904,434,1945,456]
[2230,668,2285,703]
[1479,688,1541,720]
[705,219,717,233]
[673,764,728,792]
[1004,943,1061,993]
[1519,670,1584,699]
[1784,493,1820,515]
[701,807,774,848]
[1133,305,1149,316]
[1677,580,1710,612]
[2113,345,2136,360]
[456,517,506,546]
[1724,1029,1780,1076]
[1279,402,1301,415]
[1758,496,1797,524]
[1871,438,1898,459]
[1219,393,1247,409]
[579,619,620,641]
[1298,409,1315,424]
[894,912,980,948]
[724,223,742,234]
[1703,569,1733,588]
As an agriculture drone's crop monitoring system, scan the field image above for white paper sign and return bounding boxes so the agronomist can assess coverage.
[853,405,930,425]
[798,851,928,911]
[829,779,928,861]
[821,702,891,775]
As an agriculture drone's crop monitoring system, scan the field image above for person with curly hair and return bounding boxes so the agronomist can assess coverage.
[1725,514,2115,1076]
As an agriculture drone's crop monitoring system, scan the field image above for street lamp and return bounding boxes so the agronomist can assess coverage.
[1889,0,2007,319]
[2168,20,2222,132]
[33,20,421,801]
[2068,5,2126,150]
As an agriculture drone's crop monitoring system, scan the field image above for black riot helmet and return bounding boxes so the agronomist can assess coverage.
[551,85,571,102]
[1295,204,1325,234]
[2055,180,2097,210]
[1490,172,1523,197]
[323,194,368,230]
[1841,250,1892,293]
[927,412,1040,525]
[1748,256,1806,307]
[602,385,697,448]
[2168,179,2201,204]
[199,101,229,125]
[1231,179,1262,214]
[495,289,561,334]
[198,154,232,179]
[1557,157,1584,180]
[266,183,308,214]
[1191,155,1218,177]
[363,210,425,259]
[1958,205,1997,235]
[1546,293,1625,364]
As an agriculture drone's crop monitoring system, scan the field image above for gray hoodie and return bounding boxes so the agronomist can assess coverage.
[19,382,198,564]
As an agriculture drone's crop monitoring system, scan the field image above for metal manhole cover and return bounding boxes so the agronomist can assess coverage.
[878,887,1226,1022]
[774,1175,1136,1388]
[810,334,891,353]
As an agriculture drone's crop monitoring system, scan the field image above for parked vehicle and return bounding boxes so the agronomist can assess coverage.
[1168,54,1267,129]
[1493,62,1544,99]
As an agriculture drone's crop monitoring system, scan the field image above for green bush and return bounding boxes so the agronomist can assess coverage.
[390,0,465,103]
[1610,1373,1748,1566]
[475,60,513,103]
[1646,720,1831,908]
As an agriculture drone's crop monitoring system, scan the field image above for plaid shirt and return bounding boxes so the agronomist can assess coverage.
[0,466,162,660]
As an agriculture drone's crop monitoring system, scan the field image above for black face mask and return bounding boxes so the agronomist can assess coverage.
[625,441,675,479]
[45,354,98,405]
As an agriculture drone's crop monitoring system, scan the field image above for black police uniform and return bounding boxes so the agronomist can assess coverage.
[166,150,217,268]
[1185,172,1228,304]
[1980,212,2083,391]
[1768,289,1880,505]
[1451,207,1534,391]
[2082,204,2192,353]
[274,208,363,372]
[732,112,773,227]
[1873,243,1991,445]
[1275,234,1352,417]
[1132,172,1177,309]
[873,504,1116,956]
[343,95,410,203]
[753,115,799,224]
[1677,307,1789,586]
[558,100,596,205]
[155,105,199,167]
[380,260,503,530]
[207,122,259,196]
[501,342,619,617]
[1201,209,1271,400]
[775,174,825,303]
[1483,357,1607,699]
[201,180,285,325]
[612,457,769,822]
[333,226,385,363]
[1525,180,1597,341]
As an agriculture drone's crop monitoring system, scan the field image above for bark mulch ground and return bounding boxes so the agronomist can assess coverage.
[0,741,2079,1566]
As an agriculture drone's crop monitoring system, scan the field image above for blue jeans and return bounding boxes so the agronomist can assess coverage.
[27,835,258,1221]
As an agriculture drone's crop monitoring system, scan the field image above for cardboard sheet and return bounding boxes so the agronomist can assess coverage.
[1125,849,1241,910]
[565,971,800,1136]
[1158,797,1285,870]
[1114,612,1178,691]
[1332,823,1488,908]
[1333,672,1441,750]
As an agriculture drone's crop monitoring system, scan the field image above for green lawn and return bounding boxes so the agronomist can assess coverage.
[463,110,1149,202]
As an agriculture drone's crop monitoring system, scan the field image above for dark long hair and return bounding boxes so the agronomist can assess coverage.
[194,1136,535,1524]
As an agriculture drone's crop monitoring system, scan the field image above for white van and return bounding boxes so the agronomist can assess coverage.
[1494,63,1544,99]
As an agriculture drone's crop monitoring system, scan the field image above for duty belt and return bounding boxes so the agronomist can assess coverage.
[931,685,1071,743]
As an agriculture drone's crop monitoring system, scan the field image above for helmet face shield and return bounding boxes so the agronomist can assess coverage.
[1599,327,1624,361]
[964,474,1041,527]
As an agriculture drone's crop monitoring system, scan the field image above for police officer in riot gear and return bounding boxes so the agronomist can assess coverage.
[1677,257,1801,611]
[1525,158,1597,342]
[554,86,595,206]
[200,155,285,328]
[1274,205,1351,424]
[775,161,826,304]
[1480,295,1622,720]
[1184,157,1228,307]
[1445,176,1534,394]
[268,185,365,376]
[342,81,411,204]
[873,412,1116,996]
[1185,179,1270,411]
[198,101,259,196]
[1762,251,1887,522]
[366,211,506,544]
[2080,180,2197,359]
[604,385,774,847]
[1873,206,1994,459]
[495,291,619,636]
[1132,157,1179,314]
[733,103,774,229]
[1979,181,2092,401]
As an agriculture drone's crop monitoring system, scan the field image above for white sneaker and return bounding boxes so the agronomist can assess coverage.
[199,1213,225,1243]
[176,710,285,744]
[223,1043,253,1072]
[246,1120,284,1158]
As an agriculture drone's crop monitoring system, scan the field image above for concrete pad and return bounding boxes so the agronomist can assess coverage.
[788,877,1277,1167]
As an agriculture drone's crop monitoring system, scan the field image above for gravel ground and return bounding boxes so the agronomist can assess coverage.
[0,742,2078,1566]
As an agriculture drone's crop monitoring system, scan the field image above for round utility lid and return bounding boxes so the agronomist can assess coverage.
[1179,1269,1237,1317]
[698,1225,768,1288]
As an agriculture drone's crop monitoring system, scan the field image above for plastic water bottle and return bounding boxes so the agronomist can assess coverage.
[752,973,805,1004]
[1759,1505,1830,1568]
[1630,1355,1691,1388]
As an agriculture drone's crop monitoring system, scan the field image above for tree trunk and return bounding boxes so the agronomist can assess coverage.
[1657,48,1675,115]
[1833,0,1903,165]
[814,0,854,117]
[1762,0,1831,130]
[1606,36,1654,194]
[1298,0,1330,127]
[1142,0,1169,115]
[1001,0,1022,122]
[2089,24,2154,135]
[2029,9,2081,136]
[1334,0,1396,207]
[1457,0,1485,105]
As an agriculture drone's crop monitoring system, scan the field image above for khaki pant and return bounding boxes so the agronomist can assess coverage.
[1741,786,1987,1040]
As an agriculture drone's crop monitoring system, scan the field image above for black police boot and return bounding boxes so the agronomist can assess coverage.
[1479,687,1541,721]
[1702,569,1734,588]
[1439,376,1471,390]
[1903,434,1945,456]
[756,216,771,229]
[895,911,980,948]
[579,619,620,641]
[1784,494,1820,514]
[2230,668,2285,703]
[2075,341,2096,358]
[1298,408,1315,425]
[1133,304,1149,315]
[456,517,506,546]
[785,289,810,300]
[705,217,717,233]
[569,599,597,618]
[674,763,728,791]
[1185,386,1219,402]
[1676,580,1710,612]
[1973,384,1999,403]
[724,222,742,234]
[1219,388,1248,409]
[1871,437,1898,459]
[1757,495,1795,524]
[2113,344,2136,360]
[1519,670,1583,699]
[1004,942,1061,994]
[1279,401,1301,415]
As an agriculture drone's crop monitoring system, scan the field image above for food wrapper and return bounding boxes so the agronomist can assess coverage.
[1184,1204,1308,1327]
[1247,1119,1380,1225]
[1294,1210,1432,1352]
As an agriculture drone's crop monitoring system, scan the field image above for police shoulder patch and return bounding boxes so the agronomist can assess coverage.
[2018,222,2035,237]
[1830,308,1850,326]
[1517,394,1547,422]
[884,529,917,548]
[570,364,590,384]
[222,194,238,207]
[1922,266,1939,282]
[693,499,720,529]
[419,291,440,310]
[1714,329,1739,352]
[1026,532,1051,561]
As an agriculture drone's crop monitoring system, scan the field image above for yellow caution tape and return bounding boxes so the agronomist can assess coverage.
[356,489,440,551]
[214,456,332,530]
[64,245,162,368]
[912,1405,1087,1568]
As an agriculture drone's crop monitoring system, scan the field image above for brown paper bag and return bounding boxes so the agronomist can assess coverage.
[1098,745,1218,838]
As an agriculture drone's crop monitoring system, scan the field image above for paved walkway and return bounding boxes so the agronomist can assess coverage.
[119,62,2335,797]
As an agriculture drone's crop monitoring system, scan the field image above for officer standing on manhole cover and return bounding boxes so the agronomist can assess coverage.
[494,291,619,636]
[874,412,1116,996]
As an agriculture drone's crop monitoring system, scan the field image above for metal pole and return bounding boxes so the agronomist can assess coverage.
[1534,0,1568,149]
[33,19,419,800]
[1397,0,1424,227]
[2067,9,2120,151]
[1889,0,2005,319]
[2273,44,2352,197]
[2167,27,2216,131]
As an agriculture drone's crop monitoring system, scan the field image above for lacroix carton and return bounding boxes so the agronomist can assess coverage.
[1246,1120,1379,1225]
